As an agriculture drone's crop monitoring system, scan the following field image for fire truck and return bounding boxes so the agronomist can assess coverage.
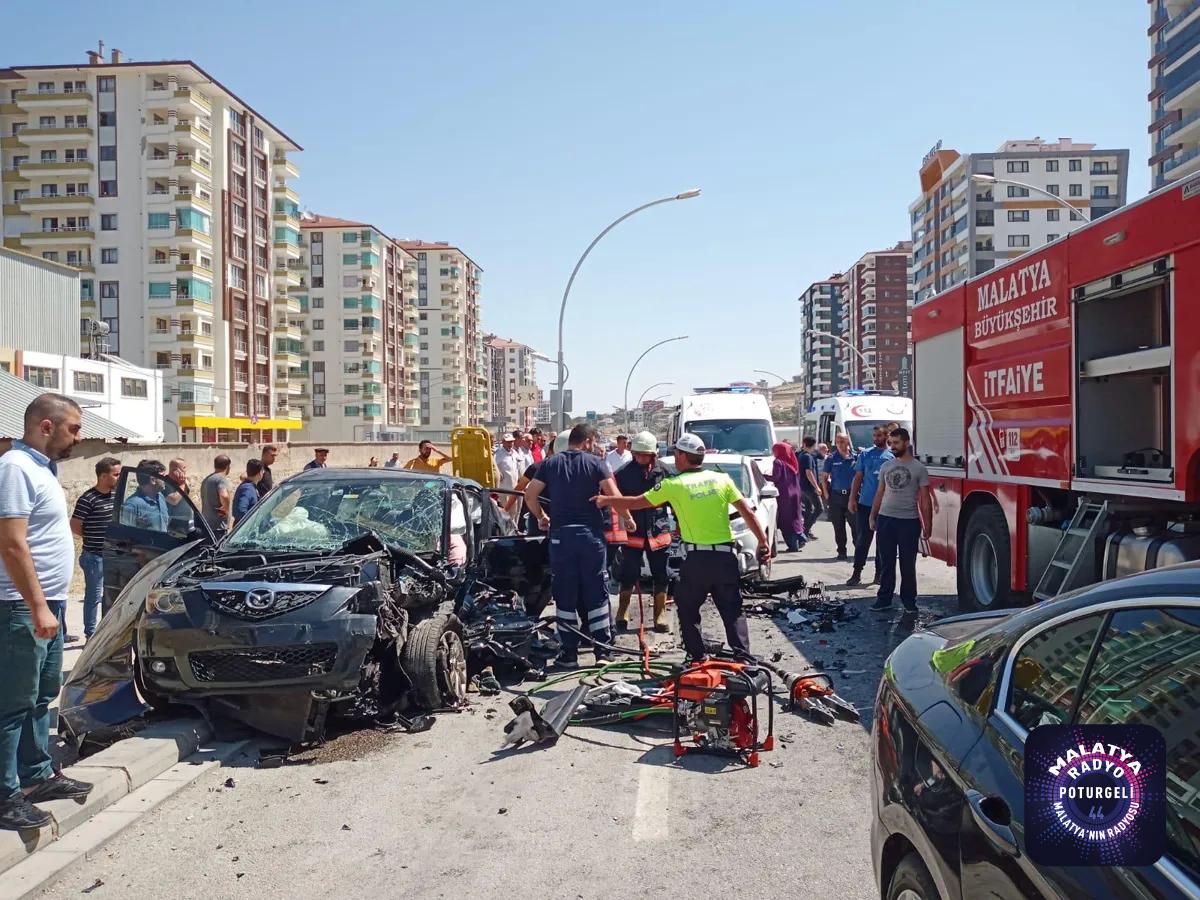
[912,176,1200,611]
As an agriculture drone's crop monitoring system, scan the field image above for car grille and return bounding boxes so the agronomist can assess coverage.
[204,587,326,621]
[189,644,339,683]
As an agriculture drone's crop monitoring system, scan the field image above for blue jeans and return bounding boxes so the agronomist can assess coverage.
[0,601,64,800]
[80,551,104,637]
[549,526,611,654]
[875,515,921,608]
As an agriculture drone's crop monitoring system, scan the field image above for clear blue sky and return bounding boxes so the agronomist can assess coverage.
[2,1,1150,416]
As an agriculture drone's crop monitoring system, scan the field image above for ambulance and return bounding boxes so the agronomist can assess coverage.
[801,390,913,450]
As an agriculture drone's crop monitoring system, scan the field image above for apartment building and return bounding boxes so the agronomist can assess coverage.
[1149,0,1200,187]
[909,138,1129,304]
[295,214,419,442]
[0,51,302,443]
[841,242,912,393]
[485,334,539,429]
[395,241,483,436]
[797,274,848,411]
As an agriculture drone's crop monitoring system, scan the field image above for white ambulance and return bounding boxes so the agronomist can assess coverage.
[666,387,776,473]
[801,390,912,451]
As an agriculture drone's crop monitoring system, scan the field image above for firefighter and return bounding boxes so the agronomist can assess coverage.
[595,434,770,661]
[612,431,673,633]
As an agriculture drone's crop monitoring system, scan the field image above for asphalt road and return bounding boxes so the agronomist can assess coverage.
[36,519,961,900]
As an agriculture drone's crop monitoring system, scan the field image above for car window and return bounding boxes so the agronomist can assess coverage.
[1005,613,1105,732]
[117,468,193,540]
[1076,606,1200,879]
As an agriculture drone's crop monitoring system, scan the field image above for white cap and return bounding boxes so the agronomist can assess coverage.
[631,431,657,453]
[674,433,706,455]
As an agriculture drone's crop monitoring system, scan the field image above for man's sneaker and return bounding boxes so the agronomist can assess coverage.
[836,553,849,561]
[805,533,818,542]
[870,599,894,612]
[554,654,579,670]
[901,600,918,615]
[594,648,613,664]
[25,774,93,803]
[846,570,863,587]
[0,795,52,830]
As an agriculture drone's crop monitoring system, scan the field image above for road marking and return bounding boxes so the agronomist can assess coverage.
[632,765,670,842]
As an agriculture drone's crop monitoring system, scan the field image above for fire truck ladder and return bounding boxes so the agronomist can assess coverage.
[1032,500,1109,603]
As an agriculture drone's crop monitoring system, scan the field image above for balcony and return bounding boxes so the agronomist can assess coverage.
[15,89,94,111]
[174,87,212,113]
[174,154,212,181]
[176,331,215,350]
[174,226,213,248]
[273,293,302,314]
[274,321,302,340]
[175,189,212,212]
[272,154,300,179]
[19,193,94,213]
[174,120,212,147]
[175,261,214,279]
[273,183,300,205]
[1162,105,1200,144]
[1163,144,1200,180]
[19,227,94,244]
[16,158,93,177]
[16,125,94,144]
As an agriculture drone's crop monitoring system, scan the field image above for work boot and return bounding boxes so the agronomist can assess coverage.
[653,592,670,633]
[614,590,632,632]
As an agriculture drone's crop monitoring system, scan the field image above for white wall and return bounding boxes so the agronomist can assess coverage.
[21,349,164,441]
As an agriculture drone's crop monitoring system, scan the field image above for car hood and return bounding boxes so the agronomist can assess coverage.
[59,541,202,740]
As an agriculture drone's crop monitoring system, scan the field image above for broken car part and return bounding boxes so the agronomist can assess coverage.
[501,684,588,748]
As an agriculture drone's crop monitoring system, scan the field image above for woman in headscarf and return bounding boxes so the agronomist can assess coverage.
[767,441,805,552]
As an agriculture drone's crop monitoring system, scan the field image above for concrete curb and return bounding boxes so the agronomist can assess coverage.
[0,718,212,878]
[0,739,249,900]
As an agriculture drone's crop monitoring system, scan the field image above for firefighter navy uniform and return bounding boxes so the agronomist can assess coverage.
[612,454,673,632]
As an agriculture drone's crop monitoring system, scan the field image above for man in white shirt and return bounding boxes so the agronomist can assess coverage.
[494,434,521,492]
[383,452,401,469]
[605,434,632,474]
[512,430,534,472]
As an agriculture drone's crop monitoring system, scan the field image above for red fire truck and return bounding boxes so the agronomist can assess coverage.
[913,176,1200,611]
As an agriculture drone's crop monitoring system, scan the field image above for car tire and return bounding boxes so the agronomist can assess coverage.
[887,851,939,900]
[401,614,468,710]
[958,503,1011,612]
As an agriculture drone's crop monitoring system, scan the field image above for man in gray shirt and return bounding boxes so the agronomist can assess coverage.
[868,427,932,614]
[200,454,233,536]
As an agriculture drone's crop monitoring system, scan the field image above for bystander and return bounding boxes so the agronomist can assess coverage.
[70,456,120,638]
[200,455,234,536]
[233,459,265,523]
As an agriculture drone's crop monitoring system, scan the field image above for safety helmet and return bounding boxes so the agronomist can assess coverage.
[631,431,658,454]
[674,433,706,454]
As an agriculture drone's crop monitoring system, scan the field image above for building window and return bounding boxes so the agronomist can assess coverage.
[975,211,994,227]
[1046,208,1060,222]
[1047,233,1060,241]
[99,281,119,300]
[1068,184,1083,197]
[148,212,170,229]
[24,366,59,389]
[1068,159,1082,172]
[1093,185,1110,198]
[1006,185,1030,198]
[1046,159,1059,172]
[1007,235,1031,248]
[97,76,115,92]
[100,248,118,264]
[313,340,325,351]
[1006,160,1029,173]
[312,320,324,330]
[1046,184,1059,195]
[100,214,117,231]
[1007,210,1029,222]
[73,371,104,393]
[311,297,324,309]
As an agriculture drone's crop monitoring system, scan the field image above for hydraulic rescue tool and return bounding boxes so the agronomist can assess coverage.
[758,660,859,726]
[668,659,774,768]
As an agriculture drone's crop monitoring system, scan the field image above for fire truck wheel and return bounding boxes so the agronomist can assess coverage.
[958,504,1011,612]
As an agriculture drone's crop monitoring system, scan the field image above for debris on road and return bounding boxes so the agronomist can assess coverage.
[501,685,588,748]
[81,879,104,894]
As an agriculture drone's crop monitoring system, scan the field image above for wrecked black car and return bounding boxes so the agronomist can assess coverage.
[60,465,552,745]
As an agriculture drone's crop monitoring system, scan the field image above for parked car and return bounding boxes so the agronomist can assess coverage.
[61,465,552,745]
[872,563,1200,899]
[659,453,778,576]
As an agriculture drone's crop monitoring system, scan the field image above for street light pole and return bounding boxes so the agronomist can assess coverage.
[800,328,879,390]
[637,381,674,407]
[971,174,1091,223]
[753,369,787,385]
[554,189,701,431]
[623,336,688,435]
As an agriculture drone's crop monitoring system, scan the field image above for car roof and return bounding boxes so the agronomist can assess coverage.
[283,467,474,488]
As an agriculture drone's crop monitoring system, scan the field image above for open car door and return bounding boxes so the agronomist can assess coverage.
[103,465,215,612]
[469,487,551,615]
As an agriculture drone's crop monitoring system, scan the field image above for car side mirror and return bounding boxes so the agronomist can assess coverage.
[760,484,779,499]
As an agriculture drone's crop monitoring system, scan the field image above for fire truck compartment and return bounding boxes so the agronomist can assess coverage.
[914,327,964,467]
[1074,262,1172,483]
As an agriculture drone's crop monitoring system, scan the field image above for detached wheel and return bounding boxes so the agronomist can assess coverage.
[401,614,467,709]
[958,504,1011,612]
[887,851,938,900]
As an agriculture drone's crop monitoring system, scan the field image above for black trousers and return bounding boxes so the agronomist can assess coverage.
[827,491,855,555]
[619,545,670,593]
[675,550,749,659]
[853,505,877,573]
[801,491,822,535]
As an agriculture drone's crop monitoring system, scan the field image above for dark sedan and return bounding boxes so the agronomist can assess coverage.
[872,563,1200,899]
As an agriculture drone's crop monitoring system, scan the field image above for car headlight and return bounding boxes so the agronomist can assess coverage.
[145,587,186,615]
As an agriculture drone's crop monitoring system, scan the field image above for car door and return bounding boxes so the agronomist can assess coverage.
[958,601,1200,899]
[103,465,214,611]
[748,459,777,536]
[468,485,549,598]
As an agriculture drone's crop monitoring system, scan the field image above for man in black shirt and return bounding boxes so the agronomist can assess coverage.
[256,444,277,497]
[612,431,672,633]
[524,424,619,666]
[798,437,823,542]
[70,456,120,638]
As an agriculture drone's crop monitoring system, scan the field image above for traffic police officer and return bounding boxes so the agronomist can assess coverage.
[821,432,858,561]
[612,431,673,633]
[596,434,769,661]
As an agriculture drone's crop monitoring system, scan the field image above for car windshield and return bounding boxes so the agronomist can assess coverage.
[845,419,898,451]
[223,476,447,554]
[684,419,773,455]
[661,461,749,494]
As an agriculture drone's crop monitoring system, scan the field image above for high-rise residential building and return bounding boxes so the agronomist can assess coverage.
[1149,0,1200,188]
[0,52,303,443]
[296,214,419,442]
[484,335,539,429]
[841,242,913,393]
[909,138,1128,304]
[395,241,483,436]
[797,274,848,411]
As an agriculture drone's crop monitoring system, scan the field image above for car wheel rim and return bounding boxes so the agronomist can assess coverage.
[895,891,925,900]
[437,630,467,705]
[969,532,998,607]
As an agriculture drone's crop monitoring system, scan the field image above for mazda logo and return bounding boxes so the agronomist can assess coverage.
[244,589,274,611]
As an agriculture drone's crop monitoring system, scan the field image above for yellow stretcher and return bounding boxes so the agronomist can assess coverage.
[450,426,497,488]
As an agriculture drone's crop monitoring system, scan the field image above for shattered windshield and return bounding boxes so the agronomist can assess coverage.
[224,476,447,555]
